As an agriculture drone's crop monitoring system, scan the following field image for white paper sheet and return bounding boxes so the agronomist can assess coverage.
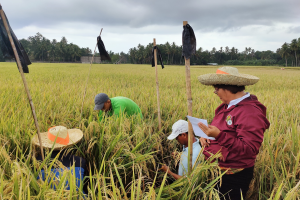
[187,115,215,140]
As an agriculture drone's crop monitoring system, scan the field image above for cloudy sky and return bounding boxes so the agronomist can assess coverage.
[2,0,300,53]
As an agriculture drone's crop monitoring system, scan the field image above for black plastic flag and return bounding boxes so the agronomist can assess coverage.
[151,46,164,69]
[0,7,31,73]
[97,36,111,61]
[182,24,196,59]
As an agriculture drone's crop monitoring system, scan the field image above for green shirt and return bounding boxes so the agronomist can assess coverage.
[99,96,143,119]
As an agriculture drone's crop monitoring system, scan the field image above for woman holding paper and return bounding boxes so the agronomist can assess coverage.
[197,67,270,200]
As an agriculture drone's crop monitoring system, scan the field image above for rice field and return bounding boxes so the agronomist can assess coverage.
[0,62,299,199]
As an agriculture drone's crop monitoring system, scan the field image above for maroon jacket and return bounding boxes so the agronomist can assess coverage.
[203,95,270,168]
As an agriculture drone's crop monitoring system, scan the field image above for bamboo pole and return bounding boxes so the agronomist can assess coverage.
[153,38,162,130]
[79,28,103,125]
[0,5,44,160]
[183,21,193,175]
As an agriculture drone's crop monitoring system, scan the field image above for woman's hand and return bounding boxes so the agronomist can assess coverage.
[198,122,221,138]
[200,137,210,147]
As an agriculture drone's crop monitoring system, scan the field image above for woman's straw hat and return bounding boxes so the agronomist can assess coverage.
[198,66,259,86]
[32,126,83,150]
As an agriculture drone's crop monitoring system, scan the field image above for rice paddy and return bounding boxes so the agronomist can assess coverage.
[0,62,299,199]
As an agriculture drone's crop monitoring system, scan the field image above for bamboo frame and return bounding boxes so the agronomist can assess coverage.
[0,5,45,160]
[153,38,162,130]
[183,21,193,175]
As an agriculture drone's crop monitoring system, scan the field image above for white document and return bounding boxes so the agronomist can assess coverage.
[187,115,215,140]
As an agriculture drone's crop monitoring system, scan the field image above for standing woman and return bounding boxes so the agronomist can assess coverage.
[197,67,270,200]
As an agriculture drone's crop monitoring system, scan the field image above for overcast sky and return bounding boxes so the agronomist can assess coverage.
[2,0,300,53]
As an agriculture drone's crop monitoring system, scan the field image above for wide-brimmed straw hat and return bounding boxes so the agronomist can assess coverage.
[198,66,259,86]
[32,126,83,150]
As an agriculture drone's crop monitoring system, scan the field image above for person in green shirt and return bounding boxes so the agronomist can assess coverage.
[94,93,143,119]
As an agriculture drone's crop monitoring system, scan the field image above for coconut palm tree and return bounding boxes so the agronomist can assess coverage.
[290,39,298,67]
[280,43,290,67]
[225,46,229,60]
[230,47,235,60]
[171,42,176,64]
[59,37,68,62]
[49,39,57,62]
[165,42,171,64]
[195,47,203,62]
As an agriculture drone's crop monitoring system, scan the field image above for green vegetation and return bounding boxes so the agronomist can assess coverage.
[2,33,300,66]
[18,32,92,62]
[0,63,299,199]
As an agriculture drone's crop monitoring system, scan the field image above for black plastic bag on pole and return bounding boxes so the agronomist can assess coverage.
[97,36,111,61]
[151,46,164,69]
[182,24,196,59]
[0,9,31,73]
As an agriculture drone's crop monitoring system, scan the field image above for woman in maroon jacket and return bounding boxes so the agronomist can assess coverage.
[197,67,270,200]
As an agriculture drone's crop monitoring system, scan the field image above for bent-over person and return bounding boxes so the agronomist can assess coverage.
[160,120,201,179]
[94,93,143,120]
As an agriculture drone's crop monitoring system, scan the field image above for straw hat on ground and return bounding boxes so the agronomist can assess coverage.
[32,126,83,150]
[198,66,259,86]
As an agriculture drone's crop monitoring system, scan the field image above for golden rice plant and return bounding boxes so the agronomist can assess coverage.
[0,62,299,199]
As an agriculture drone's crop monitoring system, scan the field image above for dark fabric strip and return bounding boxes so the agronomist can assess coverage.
[182,24,196,60]
[97,36,111,61]
[151,46,164,69]
[0,9,31,73]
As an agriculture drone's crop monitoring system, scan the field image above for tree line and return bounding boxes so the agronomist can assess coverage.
[126,38,300,67]
[0,32,92,62]
[0,32,299,66]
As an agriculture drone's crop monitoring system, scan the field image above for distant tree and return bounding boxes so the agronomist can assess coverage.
[40,37,50,61]
[244,47,251,60]
[59,36,68,61]
[250,49,255,60]
[13,32,299,66]
[171,42,176,64]
[290,39,298,67]
[28,32,43,60]
[129,47,137,64]
[165,42,171,64]
[80,47,92,57]
[225,46,229,60]
[136,44,145,64]
[235,48,238,55]
[195,47,203,64]
[230,47,235,60]
[280,43,290,67]
[108,51,120,63]
[210,47,216,62]
[19,39,31,55]
[68,43,81,62]
[49,39,57,61]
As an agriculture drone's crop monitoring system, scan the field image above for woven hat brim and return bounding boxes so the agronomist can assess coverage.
[197,73,259,86]
[32,129,83,150]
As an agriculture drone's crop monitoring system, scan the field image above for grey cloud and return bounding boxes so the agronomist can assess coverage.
[1,0,299,53]
[289,26,300,34]
[3,0,300,32]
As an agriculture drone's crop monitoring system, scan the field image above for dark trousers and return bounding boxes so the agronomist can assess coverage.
[216,166,254,200]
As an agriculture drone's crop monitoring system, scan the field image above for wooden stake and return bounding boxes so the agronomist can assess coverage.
[183,21,193,175]
[153,38,162,130]
[79,28,103,125]
[0,5,44,160]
